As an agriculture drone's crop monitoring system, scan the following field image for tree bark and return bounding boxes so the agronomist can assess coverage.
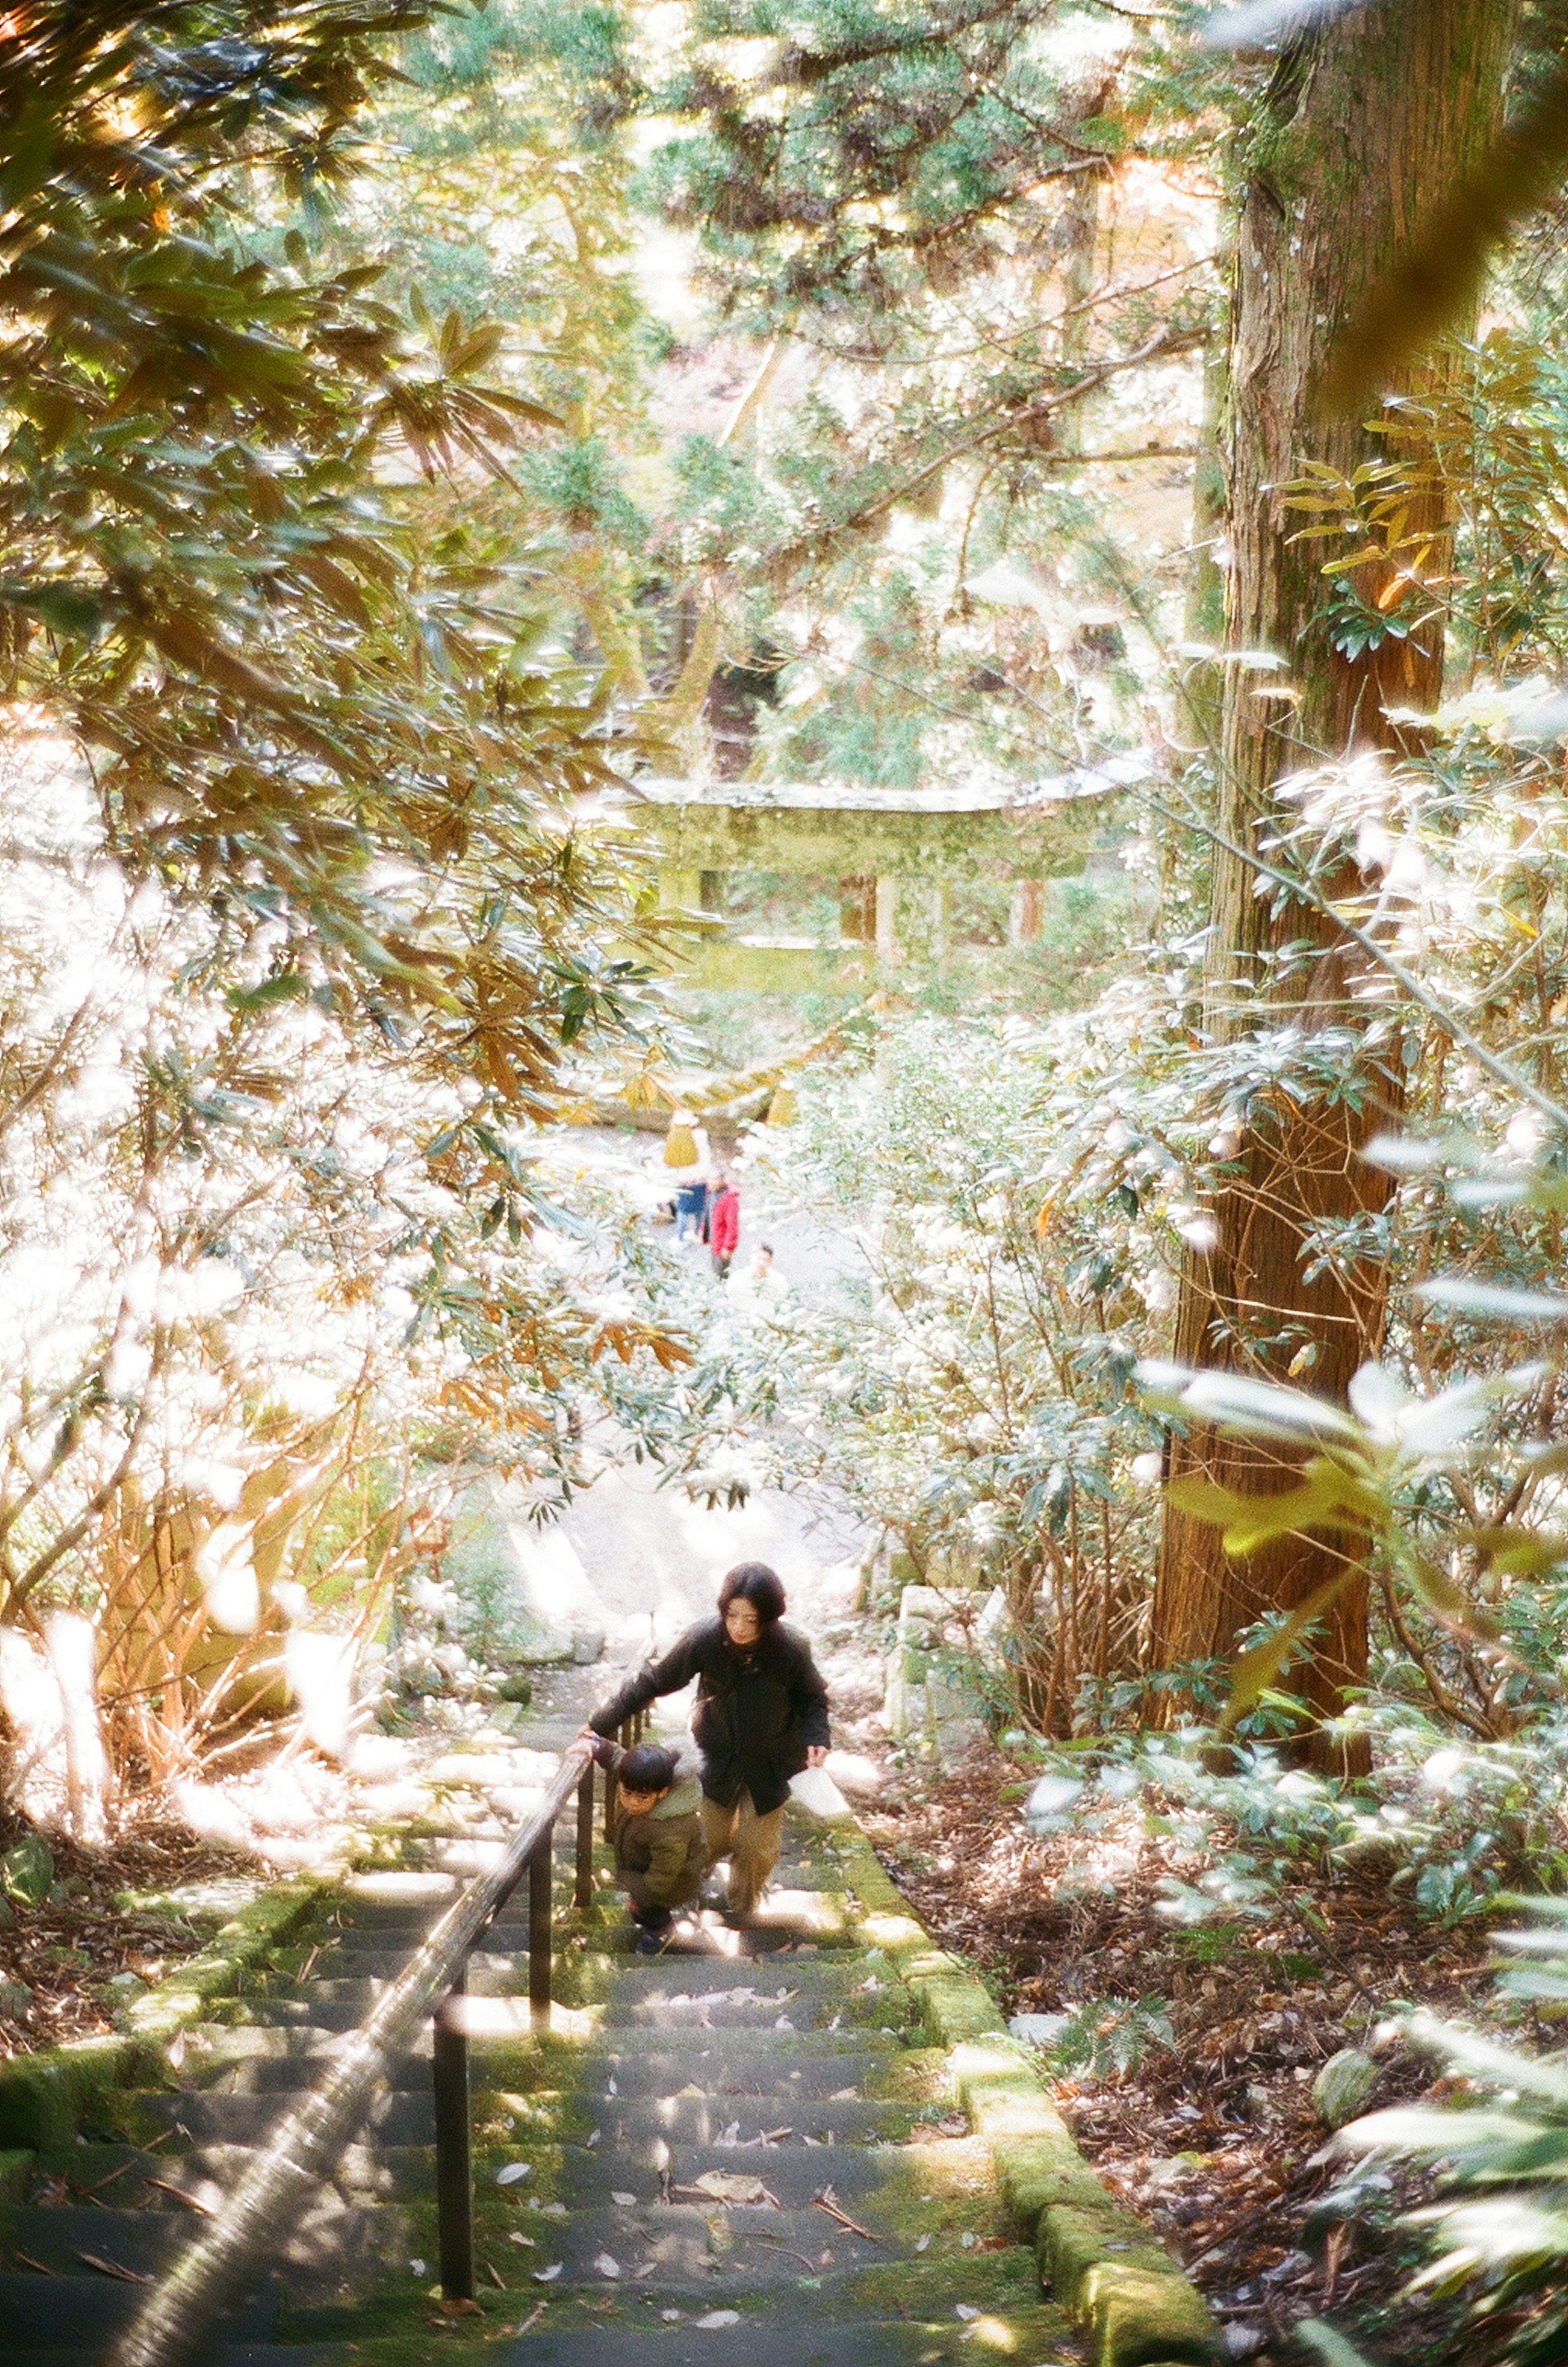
[1154,2,1519,1758]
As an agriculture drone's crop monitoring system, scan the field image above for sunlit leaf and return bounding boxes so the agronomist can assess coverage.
[1201,0,1375,49]
[1137,1362,1364,1449]
[1467,1525,1568,1580]
[1417,1277,1568,1323]
[1291,2322,1375,2367]
[1167,1468,1377,1556]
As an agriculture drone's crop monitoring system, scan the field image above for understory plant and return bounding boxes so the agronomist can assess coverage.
[1292,1900,1568,2367]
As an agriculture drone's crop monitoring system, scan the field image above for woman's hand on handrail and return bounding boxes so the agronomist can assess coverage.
[805,1745,829,1769]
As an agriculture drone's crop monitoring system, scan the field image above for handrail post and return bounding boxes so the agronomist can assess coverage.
[433,1963,473,2303]
[604,1721,621,1843]
[529,1834,552,2031]
[574,1761,594,1911]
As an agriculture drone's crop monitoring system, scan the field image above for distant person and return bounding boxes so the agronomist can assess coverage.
[709,1170,739,1277]
[568,1735,704,1953]
[664,1108,710,1242]
[737,1241,785,1307]
[582,1562,831,1922]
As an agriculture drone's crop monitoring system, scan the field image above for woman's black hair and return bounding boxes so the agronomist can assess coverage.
[619,1742,677,1794]
[717,1561,787,1626]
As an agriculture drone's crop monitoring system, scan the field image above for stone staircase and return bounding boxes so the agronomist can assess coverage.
[0,1741,1207,2367]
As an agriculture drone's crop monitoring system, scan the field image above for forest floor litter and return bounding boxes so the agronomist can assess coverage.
[0,1809,266,2057]
[866,1742,1511,2363]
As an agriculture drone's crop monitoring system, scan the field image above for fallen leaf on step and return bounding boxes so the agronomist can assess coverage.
[611,2192,637,2207]
[77,2253,151,2285]
[586,2128,601,2147]
[507,2233,537,2248]
[695,2311,741,2329]
[915,2236,931,2252]
[436,2297,481,2317]
[689,2172,780,2207]
[533,2263,563,2282]
[593,2252,621,2279]
[496,2162,532,2186]
[955,2304,980,2321]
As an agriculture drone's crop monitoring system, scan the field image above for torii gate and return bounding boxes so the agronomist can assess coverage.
[626,770,1137,987]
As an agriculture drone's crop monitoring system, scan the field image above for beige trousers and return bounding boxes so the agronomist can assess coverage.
[700,1790,785,1917]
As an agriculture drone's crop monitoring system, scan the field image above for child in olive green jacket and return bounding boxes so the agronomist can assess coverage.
[577,1736,705,1953]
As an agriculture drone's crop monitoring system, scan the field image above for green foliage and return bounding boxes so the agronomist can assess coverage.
[611,0,1225,785]
[1048,1992,1176,2081]
[647,0,1125,325]
[1285,334,1568,680]
[0,0,657,1114]
[1325,1900,1568,2363]
[0,1834,54,1908]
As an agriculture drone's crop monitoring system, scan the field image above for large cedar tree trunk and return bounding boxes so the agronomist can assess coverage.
[1154,4,1518,1752]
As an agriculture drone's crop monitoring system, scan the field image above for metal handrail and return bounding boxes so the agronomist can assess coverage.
[430,1710,646,2301]
[109,1747,591,2367]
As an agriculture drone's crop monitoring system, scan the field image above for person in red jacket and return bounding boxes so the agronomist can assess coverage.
[709,1170,739,1278]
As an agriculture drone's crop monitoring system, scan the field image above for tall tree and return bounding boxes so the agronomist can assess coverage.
[1154,3,1520,1752]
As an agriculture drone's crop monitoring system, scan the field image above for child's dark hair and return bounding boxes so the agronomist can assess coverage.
[717,1561,787,1625]
[619,1742,677,1795]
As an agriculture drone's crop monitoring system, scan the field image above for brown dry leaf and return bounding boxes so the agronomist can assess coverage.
[688,2171,778,2207]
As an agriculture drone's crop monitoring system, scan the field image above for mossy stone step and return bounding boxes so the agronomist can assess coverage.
[287,1949,541,1989]
[0,2269,281,2349]
[0,2197,399,2298]
[558,2093,897,2145]
[570,2037,898,2092]
[592,1992,883,2033]
[9,2349,342,2367]
[451,2199,904,2289]
[488,2327,1006,2367]
[569,1957,871,1997]
[42,2135,423,2204]
[131,2085,439,2147]
[557,2140,891,2208]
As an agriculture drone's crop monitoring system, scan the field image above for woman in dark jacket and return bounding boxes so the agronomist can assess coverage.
[585,1562,831,1919]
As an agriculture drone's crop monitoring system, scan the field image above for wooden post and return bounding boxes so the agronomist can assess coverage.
[575,1761,595,1912]
[874,878,900,961]
[529,1838,552,2031]
[433,1968,473,2301]
[1008,880,1043,944]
